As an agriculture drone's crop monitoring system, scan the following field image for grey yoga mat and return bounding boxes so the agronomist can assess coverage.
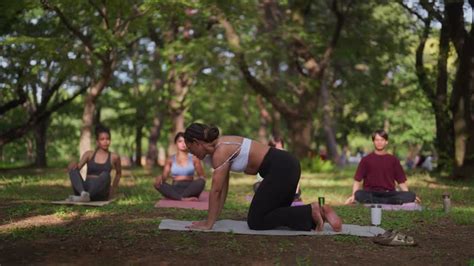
[159,219,385,237]
[50,195,121,206]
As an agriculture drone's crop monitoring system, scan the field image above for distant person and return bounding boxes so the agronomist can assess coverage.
[348,147,364,164]
[319,147,328,161]
[67,125,122,202]
[154,132,206,201]
[253,137,302,201]
[345,130,420,205]
[414,152,433,172]
[420,155,433,171]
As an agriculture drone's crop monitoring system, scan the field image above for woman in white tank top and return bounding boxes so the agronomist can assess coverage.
[183,123,342,232]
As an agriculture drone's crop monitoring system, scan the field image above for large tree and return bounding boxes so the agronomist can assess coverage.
[401,0,474,177]
[213,0,352,158]
[41,0,147,157]
[0,4,88,166]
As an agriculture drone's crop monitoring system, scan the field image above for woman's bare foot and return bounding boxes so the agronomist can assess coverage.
[321,205,342,232]
[311,202,324,231]
[182,197,199,201]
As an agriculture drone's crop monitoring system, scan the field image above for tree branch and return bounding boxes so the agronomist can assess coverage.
[41,0,106,62]
[415,15,436,103]
[0,93,27,115]
[320,0,349,72]
[88,0,110,30]
[0,71,27,115]
[0,84,88,146]
[237,54,299,118]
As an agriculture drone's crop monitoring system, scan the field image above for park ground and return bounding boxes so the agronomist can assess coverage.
[0,167,473,265]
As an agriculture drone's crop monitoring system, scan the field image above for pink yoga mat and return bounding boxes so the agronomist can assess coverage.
[155,192,209,210]
[363,202,422,211]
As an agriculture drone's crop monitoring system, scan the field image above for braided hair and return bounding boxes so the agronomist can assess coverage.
[184,123,219,143]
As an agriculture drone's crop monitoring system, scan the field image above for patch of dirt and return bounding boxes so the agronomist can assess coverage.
[0,214,66,232]
[0,215,472,265]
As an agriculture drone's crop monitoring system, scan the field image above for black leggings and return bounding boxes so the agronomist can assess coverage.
[355,190,416,204]
[69,169,110,201]
[155,179,205,200]
[247,148,315,231]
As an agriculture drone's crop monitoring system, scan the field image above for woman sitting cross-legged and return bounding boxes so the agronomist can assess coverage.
[67,125,122,202]
[154,132,206,201]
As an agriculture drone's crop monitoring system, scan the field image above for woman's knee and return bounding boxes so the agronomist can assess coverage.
[193,179,205,190]
[354,190,366,200]
[247,218,265,230]
[155,183,164,192]
[69,168,81,177]
[402,191,416,202]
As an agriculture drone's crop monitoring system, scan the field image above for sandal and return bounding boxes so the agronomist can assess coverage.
[375,229,396,239]
[373,230,416,246]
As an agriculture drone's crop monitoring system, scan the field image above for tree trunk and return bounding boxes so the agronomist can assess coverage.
[26,137,34,163]
[414,7,454,173]
[286,118,312,158]
[34,116,49,168]
[320,77,339,162]
[146,113,164,167]
[166,71,190,156]
[434,9,455,173]
[135,124,143,166]
[167,110,186,156]
[256,95,271,143]
[79,66,113,157]
[271,110,282,139]
[450,1,474,178]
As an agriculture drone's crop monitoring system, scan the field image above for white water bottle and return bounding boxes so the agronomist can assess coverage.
[371,205,382,226]
[443,193,451,213]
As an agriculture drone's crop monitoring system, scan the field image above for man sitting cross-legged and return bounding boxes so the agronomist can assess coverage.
[345,130,421,205]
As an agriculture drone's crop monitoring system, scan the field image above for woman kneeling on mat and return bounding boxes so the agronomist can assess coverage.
[67,125,122,202]
[154,132,206,201]
[183,123,342,231]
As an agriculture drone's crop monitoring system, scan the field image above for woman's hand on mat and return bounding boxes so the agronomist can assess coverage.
[344,195,355,205]
[415,196,421,203]
[186,220,213,230]
[154,176,163,188]
[108,189,115,199]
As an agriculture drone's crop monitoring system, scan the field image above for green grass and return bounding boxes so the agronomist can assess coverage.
[0,166,473,242]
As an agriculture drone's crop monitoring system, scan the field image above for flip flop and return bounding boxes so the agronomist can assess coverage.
[373,230,416,246]
[375,229,396,239]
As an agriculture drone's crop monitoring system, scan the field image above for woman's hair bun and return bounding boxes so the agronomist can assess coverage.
[206,126,219,142]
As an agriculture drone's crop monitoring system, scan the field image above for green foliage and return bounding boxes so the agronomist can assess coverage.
[300,157,335,173]
[0,0,461,171]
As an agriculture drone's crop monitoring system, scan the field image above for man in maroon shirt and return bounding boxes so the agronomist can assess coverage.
[345,130,420,205]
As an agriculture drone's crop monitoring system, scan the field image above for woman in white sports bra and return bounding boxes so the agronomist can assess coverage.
[183,123,342,232]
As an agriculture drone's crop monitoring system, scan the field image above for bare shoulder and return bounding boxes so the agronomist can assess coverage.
[82,150,94,160]
[164,157,173,165]
[212,136,241,167]
[192,155,201,163]
[110,152,120,163]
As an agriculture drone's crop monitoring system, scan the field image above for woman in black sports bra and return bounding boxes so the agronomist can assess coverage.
[67,125,122,202]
